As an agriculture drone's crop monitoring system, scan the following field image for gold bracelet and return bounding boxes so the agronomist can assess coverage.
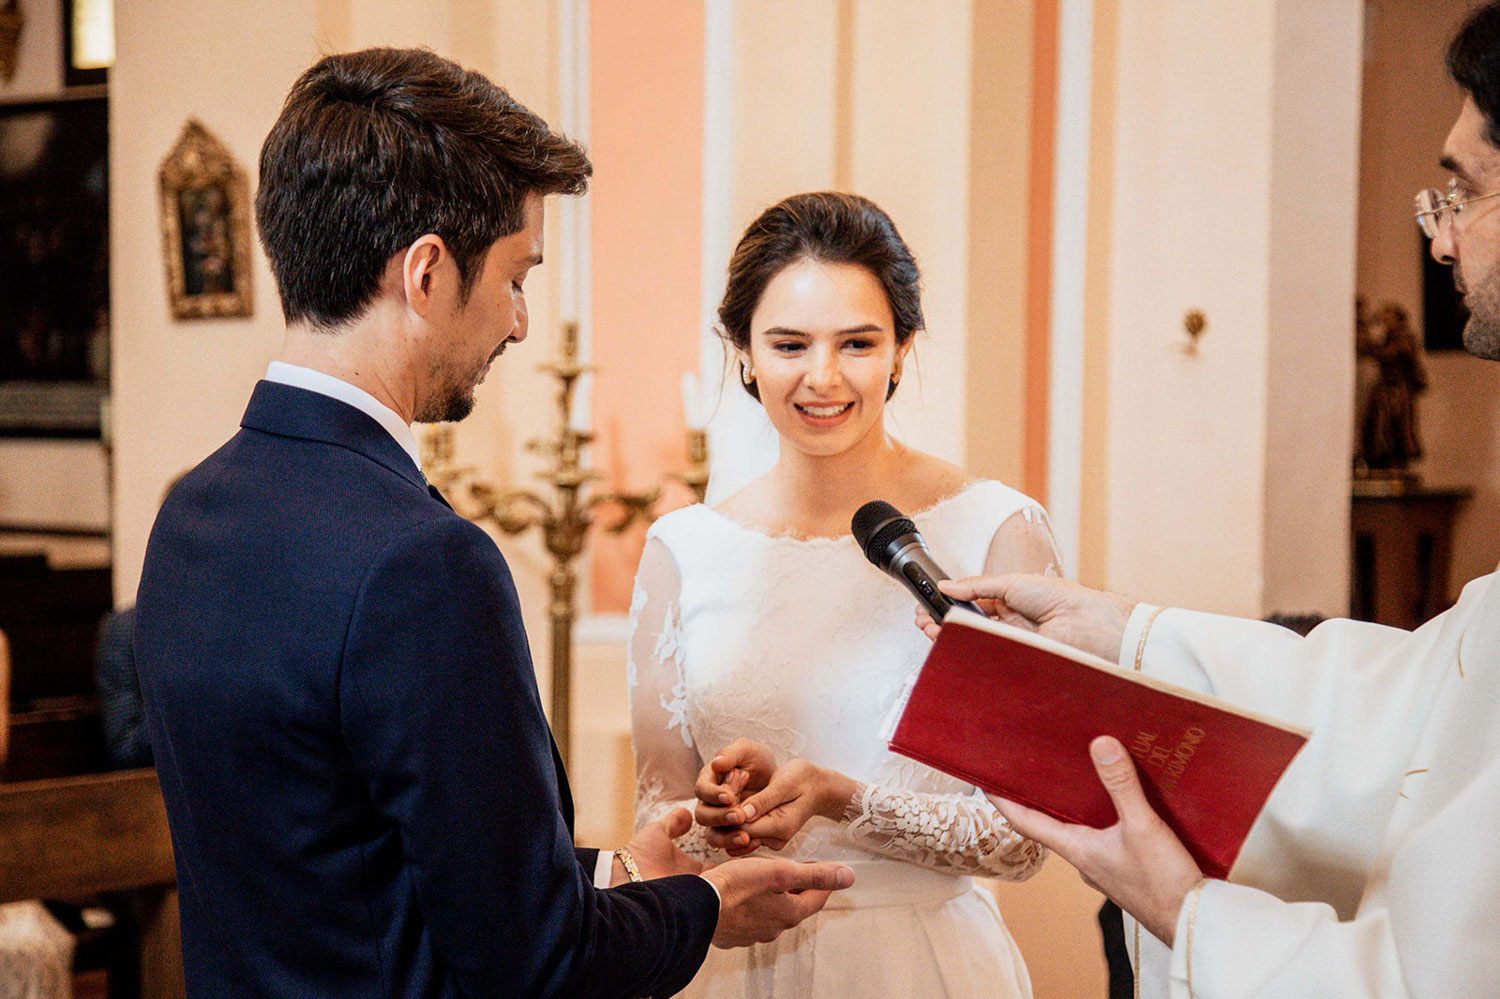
[1133,606,1167,673]
[614,847,644,883]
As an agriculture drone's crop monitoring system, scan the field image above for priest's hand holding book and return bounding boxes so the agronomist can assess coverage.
[996,734,1206,945]
[912,573,1304,946]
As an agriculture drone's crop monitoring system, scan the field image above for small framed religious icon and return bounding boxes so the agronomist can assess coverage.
[158,119,253,320]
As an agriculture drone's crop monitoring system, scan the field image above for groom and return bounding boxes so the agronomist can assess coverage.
[135,47,850,998]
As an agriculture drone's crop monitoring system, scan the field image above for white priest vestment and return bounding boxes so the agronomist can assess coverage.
[1117,567,1500,998]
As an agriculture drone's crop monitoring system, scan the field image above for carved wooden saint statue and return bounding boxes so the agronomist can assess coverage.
[1356,301,1428,475]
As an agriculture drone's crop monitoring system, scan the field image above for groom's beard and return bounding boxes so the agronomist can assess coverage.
[416,343,506,423]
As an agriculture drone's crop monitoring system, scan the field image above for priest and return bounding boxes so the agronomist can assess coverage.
[920,5,1500,996]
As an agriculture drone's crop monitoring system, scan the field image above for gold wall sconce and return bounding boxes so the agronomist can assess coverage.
[1180,309,1207,356]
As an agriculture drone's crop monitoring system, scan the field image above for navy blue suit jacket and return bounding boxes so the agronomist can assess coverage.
[136,381,717,997]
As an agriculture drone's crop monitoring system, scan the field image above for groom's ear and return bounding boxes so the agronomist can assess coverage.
[400,234,449,317]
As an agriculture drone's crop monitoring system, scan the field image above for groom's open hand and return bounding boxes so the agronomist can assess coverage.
[612,808,705,884]
[702,857,854,948]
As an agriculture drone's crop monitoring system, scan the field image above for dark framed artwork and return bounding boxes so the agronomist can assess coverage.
[1422,242,1467,351]
[0,96,109,437]
[158,120,253,320]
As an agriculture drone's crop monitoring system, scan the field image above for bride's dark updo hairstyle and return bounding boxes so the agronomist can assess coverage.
[717,191,924,401]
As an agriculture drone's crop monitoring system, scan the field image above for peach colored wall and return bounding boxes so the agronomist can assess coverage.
[1078,0,1117,589]
[586,1,705,613]
[965,0,1039,492]
[1358,0,1500,593]
[1023,0,1057,504]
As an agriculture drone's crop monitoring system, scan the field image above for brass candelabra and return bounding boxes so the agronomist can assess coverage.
[421,322,710,765]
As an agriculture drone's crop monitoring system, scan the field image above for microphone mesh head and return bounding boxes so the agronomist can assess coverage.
[851,500,915,566]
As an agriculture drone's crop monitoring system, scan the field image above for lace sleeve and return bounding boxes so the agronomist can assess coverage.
[838,501,1063,879]
[627,535,720,862]
[843,785,1046,879]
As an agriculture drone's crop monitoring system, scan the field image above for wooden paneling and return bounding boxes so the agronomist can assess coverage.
[0,769,174,902]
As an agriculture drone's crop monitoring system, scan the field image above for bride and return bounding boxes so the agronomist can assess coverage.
[629,192,1061,997]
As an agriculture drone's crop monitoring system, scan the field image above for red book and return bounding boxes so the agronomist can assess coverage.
[890,609,1310,879]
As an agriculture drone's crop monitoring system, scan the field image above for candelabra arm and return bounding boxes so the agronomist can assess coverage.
[590,486,663,535]
[470,483,550,535]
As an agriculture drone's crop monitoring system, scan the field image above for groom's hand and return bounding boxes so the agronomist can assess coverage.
[915,574,1136,664]
[702,858,854,948]
[612,808,703,885]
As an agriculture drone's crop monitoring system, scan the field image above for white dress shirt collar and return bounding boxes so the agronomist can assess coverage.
[264,361,423,472]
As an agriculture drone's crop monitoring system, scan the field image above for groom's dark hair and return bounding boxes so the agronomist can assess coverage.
[1450,2,1500,146]
[255,47,591,330]
[717,192,925,402]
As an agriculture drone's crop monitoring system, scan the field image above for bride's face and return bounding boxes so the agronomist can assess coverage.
[744,258,907,458]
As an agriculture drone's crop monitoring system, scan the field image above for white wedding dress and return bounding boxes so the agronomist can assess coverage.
[629,480,1058,998]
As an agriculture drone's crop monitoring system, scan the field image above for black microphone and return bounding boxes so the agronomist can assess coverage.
[851,500,983,622]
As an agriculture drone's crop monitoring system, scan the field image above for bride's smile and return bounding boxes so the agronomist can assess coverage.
[743,257,909,459]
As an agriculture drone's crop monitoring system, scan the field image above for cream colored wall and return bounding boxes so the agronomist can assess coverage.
[847,0,971,464]
[1100,0,1360,619]
[1261,0,1362,617]
[111,0,319,605]
[0,440,108,530]
[1102,0,1275,615]
[1358,0,1500,593]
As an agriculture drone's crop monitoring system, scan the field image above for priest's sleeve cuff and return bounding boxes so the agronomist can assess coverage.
[1120,602,1164,672]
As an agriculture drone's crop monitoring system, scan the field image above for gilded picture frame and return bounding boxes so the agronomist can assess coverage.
[158,120,253,320]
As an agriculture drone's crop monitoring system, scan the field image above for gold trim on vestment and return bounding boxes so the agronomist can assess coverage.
[1184,880,1207,998]
[1132,919,1139,999]
[1134,606,1167,672]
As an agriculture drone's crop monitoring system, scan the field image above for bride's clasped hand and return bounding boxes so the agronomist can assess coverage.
[692,738,864,855]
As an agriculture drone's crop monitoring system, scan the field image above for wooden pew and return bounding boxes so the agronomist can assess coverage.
[0,769,182,998]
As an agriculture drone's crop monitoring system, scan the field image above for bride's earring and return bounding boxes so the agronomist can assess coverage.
[741,362,755,386]
[889,364,902,388]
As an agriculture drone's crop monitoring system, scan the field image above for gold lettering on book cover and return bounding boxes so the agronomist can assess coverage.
[1129,726,1206,795]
